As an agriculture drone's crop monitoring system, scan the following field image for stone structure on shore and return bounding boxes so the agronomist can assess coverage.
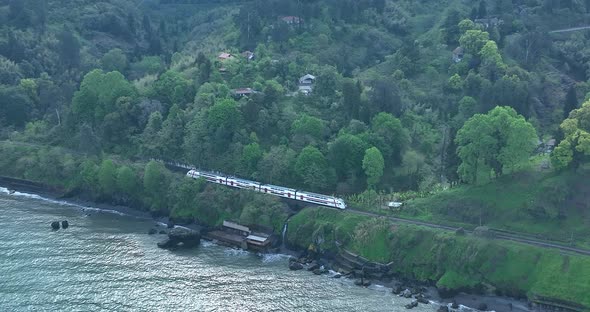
[157,227,200,249]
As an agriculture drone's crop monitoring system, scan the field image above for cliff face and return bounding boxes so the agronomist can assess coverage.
[287,208,590,310]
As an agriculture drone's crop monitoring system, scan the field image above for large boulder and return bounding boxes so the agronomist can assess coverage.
[416,295,429,304]
[51,221,60,230]
[307,262,320,271]
[437,305,449,312]
[392,284,402,295]
[61,220,69,229]
[289,262,303,271]
[401,289,412,298]
[405,300,418,309]
[157,227,200,249]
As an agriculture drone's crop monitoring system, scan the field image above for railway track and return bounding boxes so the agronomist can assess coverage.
[346,208,590,256]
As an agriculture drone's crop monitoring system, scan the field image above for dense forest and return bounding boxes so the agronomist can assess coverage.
[1,0,590,202]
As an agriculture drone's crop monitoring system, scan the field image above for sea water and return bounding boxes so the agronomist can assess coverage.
[0,189,437,312]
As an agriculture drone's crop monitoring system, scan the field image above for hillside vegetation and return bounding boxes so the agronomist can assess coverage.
[1,0,590,308]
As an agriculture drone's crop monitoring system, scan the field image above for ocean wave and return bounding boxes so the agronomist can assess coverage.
[0,186,126,216]
[260,253,290,263]
[224,248,250,257]
[200,240,216,248]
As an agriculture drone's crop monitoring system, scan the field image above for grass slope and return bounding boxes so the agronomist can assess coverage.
[288,207,590,309]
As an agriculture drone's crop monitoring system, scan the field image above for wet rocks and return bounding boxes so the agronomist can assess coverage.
[306,262,320,272]
[401,289,413,298]
[289,262,303,271]
[451,300,459,309]
[148,229,157,235]
[392,284,402,295]
[157,227,200,249]
[437,305,449,312]
[477,303,488,311]
[61,220,69,229]
[354,278,371,287]
[51,221,60,230]
[405,300,418,309]
[159,230,167,234]
[416,294,429,304]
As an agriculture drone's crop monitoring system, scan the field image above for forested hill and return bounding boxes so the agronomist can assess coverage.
[1,0,590,196]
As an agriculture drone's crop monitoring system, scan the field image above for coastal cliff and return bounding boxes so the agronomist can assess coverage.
[287,208,590,311]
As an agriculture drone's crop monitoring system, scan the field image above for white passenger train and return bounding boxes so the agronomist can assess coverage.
[186,170,347,209]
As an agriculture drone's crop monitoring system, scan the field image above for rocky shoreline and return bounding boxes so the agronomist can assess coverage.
[284,249,534,312]
[0,177,560,312]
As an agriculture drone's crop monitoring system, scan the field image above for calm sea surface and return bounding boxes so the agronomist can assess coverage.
[0,188,437,312]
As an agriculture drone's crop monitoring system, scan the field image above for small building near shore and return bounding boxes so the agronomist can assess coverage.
[223,220,251,236]
[246,234,271,248]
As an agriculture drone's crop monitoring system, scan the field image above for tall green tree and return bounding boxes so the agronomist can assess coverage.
[98,159,117,196]
[329,134,368,184]
[116,166,138,197]
[57,27,80,69]
[456,106,537,183]
[362,147,385,189]
[551,100,590,170]
[369,112,408,165]
[459,30,490,55]
[158,104,185,158]
[143,161,169,212]
[101,48,128,73]
[71,70,137,126]
[295,146,332,191]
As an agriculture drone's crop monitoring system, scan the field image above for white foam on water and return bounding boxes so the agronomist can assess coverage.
[224,248,250,257]
[200,240,216,248]
[260,253,290,263]
[367,284,390,293]
[1,186,127,216]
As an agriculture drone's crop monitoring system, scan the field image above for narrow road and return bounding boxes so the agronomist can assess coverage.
[549,26,590,33]
[346,208,590,256]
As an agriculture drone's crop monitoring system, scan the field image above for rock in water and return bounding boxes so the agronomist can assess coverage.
[401,289,412,298]
[451,301,459,309]
[61,220,69,229]
[416,295,429,304]
[437,305,449,312]
[477,303,488,311]
[157,228,200,249]
[392,284,402,295]
[288,262,303,271]
[51,221,60,230]
[405,300,418,309]
[148,229,157,235]
[159,230,167,234]
[167,222,175,229]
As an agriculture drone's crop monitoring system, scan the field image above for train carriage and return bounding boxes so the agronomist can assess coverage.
[226,177,261,191]
[295,191,346,209]
[187,170,227,185]
[260,184,297,199]
[187,170,346,209]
